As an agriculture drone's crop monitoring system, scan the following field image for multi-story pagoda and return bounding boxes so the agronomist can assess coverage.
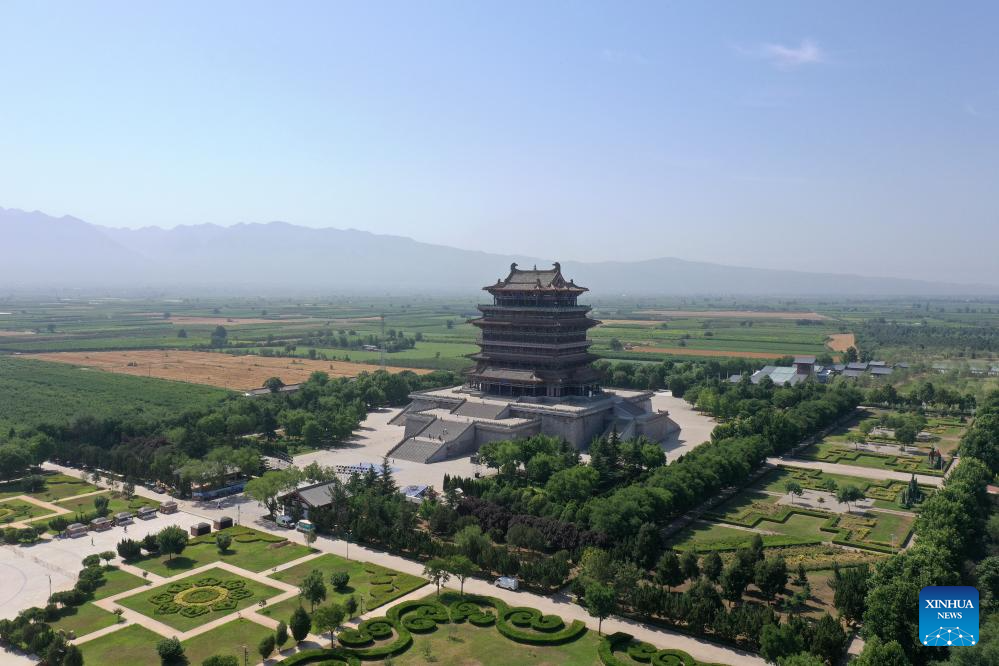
[466,262,601,398]
[389,261,679,463]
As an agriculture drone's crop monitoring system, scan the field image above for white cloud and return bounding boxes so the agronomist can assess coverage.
[738,39,826,70]
[964,102,986,118]
[600,48,650,66]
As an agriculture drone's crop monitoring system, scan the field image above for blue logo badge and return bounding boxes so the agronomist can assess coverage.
[919,586,979,646]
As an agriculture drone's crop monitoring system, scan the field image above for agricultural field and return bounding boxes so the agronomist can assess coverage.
[0,355,231,431]
[27,349,432,391]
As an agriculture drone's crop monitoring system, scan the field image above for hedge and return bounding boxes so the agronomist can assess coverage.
[597,632,726,666]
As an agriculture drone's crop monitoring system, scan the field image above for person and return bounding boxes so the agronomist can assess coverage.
[91,537,94,546]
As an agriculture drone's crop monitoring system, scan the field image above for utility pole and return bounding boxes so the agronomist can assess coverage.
[380,314,386,370]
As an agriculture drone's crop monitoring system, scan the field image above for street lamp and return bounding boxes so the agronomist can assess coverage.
[47,574,51,599]
[242,644,247,666]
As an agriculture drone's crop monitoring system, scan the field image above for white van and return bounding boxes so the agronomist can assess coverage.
[494,576,519,591]
[275,515,295,528]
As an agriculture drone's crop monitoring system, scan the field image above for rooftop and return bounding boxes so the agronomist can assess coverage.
[485,262,586,292]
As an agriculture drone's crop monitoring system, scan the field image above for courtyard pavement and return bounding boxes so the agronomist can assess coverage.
[651,390,717,460]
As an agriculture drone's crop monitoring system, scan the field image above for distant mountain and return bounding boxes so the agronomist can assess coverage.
[1,206,995,296]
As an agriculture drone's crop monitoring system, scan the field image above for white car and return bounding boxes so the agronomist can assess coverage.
[494,576,519,591]
[275,515,295,528]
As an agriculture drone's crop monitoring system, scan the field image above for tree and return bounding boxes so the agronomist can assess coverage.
[245,468,302,518]
[290,606,311,642]
[330,571,350,592]
[116,537,142,561]
[584,582,616,635]
[633,522,661,570]
[778,653,825,666]
[275,620,289,650]
[811,613,847,664]
[894,423,917,452]
[312,603,346,647]
[156,637,185,664]
[975,556,999,613]
[215,532,232,553]
[299,569,327,611]
[655,551,683,592]
[176,328,188,339]
[702,551,723,583]
[446,555,477,596]
[454,525,490,563]
[784,480,804,505]
[62,644,84,666]
[99,550,116,566]
[93,494,110,516]
[720,560,751,606]
[264,376,285,393]
[210,325,228,347]
[852,636,908,666]
[831,564,869,624]
[760,621,805,665]
[754,556,788,603]
[202,656,239,666]
[836,484,865,512]
[679,550,700,582]
[156,526,188,562]
[423,557,451,596]
[258,634,276,660]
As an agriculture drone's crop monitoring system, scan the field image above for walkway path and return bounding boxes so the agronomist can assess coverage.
[768,457,944,486]
[44,462,767,666]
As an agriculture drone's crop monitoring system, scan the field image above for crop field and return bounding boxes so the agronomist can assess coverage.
[636,309,829,320]
[26,350,431,390]
[0,356,231,431]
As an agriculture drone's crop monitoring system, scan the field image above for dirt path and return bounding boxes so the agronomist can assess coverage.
[27,350,430,391]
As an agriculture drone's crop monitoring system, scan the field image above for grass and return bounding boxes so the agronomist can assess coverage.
[0,355,231,430]
[797,441,944,475]
[93,566,149,600]
[0,473,98,502]
[393,613,601,666]
[667,521,819,553]
[116,566,284,632]
[77,624,162,666]
[49,602,119,637]
[260,553,426,625]
[0,497,58,523]
[131,526,314,576]
[751,466,933,511]
[181,618,277,665]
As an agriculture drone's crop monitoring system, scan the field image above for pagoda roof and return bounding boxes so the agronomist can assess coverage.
[485,262,587,292]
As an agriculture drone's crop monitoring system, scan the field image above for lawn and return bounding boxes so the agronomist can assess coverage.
[181,618,277,665]
[116,566,284,632]
[49,602,119,637]
[0,473,98,502]
[796,441,944,475]
[132,525,314,576]
[260,553,426,625]
[866,512,915,547]
[667,521,819,553]
[93,566,148,600]
[394,614,601,666]
[0,497,58,524]
[78,624,162,666]
[752,466,933,511]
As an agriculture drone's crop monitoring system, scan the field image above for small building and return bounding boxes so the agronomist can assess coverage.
[90,517,112,531]
[279,481,338,519]
[190,522,211,537]
[65,523,88,538]
[750,365,806,386]
[213,516,233,530]
[159,500,179,514]
[793,356,816,376]
[400,484,433,504]
[846,362,869,371]
[115,511,133,525]
[870,366,894,377]
[137,506,157,520]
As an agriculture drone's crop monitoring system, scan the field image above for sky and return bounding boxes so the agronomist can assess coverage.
[1,1,998,284]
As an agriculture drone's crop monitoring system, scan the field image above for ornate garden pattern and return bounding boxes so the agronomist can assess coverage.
[149,576,253,619]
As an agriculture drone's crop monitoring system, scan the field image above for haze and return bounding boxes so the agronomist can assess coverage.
[1,1,998,284]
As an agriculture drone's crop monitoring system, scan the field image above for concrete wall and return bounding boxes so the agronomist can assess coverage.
[426,425,478,463]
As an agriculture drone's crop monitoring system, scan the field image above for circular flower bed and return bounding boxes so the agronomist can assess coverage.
[150,578,253,617]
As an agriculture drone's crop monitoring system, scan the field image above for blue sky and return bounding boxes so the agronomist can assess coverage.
[1,1,997,283]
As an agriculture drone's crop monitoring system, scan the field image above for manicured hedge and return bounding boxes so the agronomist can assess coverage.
[597,632,724,666]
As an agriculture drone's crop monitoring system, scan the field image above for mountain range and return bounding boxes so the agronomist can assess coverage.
[2,207,995,297]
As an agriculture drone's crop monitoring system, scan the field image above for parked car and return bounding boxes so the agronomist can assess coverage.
[494,576,519,591]
[275,515,295,528]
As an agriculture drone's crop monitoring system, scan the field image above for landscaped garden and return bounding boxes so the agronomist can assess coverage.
[0,497,56,524]
[91,566,148,600]
[260,553,426,625]
[116,566,283,631]
[77,623,163,665]
[180,618,277,664]
[795,440,945,475]
[132,525,314,575]
[752,465,933,510]
[0,472,99,502]
[667,520,820,553]
[28,491,161,533]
